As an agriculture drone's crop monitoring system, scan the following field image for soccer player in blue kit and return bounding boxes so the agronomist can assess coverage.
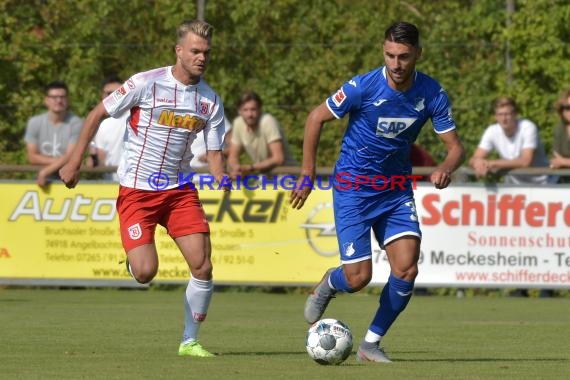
[291,21,465,363]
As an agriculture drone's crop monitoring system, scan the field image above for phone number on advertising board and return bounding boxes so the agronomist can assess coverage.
[212,254,255,265]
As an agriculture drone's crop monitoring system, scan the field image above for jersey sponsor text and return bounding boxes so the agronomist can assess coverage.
[157,110,206,132]
[375,117,417,138]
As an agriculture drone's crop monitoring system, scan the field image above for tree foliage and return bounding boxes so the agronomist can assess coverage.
[1,0,569,166]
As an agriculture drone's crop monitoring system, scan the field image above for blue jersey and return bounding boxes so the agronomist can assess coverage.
[326,66,456,196]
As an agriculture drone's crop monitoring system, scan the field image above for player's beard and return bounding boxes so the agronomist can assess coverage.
[180,60,206,83]
[388,68,415,90]
[389,69,410,84]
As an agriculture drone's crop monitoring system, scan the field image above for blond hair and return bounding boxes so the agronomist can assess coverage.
[177,19,213,43]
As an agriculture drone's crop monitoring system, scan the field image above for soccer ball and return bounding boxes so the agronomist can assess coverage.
[305,318,353,365]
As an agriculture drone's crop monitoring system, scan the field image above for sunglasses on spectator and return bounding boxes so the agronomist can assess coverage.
[561,104,570,111]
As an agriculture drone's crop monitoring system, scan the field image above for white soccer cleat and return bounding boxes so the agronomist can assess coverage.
[356,342,392,363]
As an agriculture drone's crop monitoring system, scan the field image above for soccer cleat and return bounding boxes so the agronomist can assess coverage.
[356,342,392,363]
[178,341,215,357]
[304,268,337,324]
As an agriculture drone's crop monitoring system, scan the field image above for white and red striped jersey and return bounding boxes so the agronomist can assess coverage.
[103,66,225,190]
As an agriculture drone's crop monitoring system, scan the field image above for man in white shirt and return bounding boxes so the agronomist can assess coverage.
[469,96,556,184]
[92,75,128,181]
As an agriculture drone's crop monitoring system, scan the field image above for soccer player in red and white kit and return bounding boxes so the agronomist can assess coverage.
[60,20,229,358]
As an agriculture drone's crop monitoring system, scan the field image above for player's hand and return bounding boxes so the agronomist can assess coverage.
[59,164,80,189]
[430,168,452,189]
[290,175,314,209]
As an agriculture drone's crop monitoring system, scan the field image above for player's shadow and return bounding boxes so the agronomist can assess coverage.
[217,351,569,364]
[217,351,306,356]
[399,358,569,363]
[394,352,568,363]
[0,298,31,303]
[217,351,362,366]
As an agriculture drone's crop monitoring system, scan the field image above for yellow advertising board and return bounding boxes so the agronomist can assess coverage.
[0,182,339,285]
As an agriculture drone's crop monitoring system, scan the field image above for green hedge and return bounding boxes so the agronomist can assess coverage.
[1,0,569,166]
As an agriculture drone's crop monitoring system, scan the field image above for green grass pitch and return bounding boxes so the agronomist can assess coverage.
[0,288,568,379]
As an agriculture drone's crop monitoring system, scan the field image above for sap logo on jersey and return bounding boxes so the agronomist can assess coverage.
[376,117,416,138]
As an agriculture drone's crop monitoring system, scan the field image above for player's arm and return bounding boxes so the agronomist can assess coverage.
[221,130,232,161]
[59,102,109,188]
[431,130,465,189]
[207,149,230,192]
[227,137,244,177]
[290,102,335,209]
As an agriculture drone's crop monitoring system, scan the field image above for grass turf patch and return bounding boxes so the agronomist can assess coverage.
[0,288,568,379]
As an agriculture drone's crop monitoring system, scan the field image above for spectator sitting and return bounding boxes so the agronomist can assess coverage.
[24,80,83,187]
[549,89,570,182]
[227,91,296,178]
[91,75,128,181]
[468,96,557,185]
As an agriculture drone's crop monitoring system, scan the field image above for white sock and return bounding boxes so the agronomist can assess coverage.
[364,330,383,344]
[182,277,213,343]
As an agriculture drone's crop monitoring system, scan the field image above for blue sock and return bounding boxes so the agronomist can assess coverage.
[369,273,414,336]
[329,266,355,293]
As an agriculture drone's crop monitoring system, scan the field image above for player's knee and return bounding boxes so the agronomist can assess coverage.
[190,261,213,281]
[409,266,419,280]
[132,266,157,284]
[345,270,372,292]
[393,266,419,282]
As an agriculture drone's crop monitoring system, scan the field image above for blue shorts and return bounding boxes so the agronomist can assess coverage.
[333,189,421,264]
